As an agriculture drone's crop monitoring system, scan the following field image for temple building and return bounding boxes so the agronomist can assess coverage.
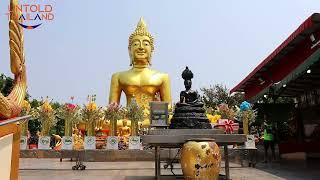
[231,13,320,158]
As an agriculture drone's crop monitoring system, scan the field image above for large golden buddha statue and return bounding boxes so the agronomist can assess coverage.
[109,17,171,115]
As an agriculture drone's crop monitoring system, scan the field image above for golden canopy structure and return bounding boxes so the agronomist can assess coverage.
[0,0,27,120]
[109,17,171,114]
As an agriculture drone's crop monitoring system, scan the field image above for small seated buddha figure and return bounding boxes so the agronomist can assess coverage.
[169,67,212,129]
[109,17,172,127]
[73,127,84,150]
[178,68,204,107]
[119,120,131,142]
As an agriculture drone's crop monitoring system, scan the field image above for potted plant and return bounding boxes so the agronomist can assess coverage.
[19,100,31,136]
[126,98,144,136]
[35,99,57,136]
[104,102,125,136]
[80,95,102,136]
[56,100,81,136]
[28,99,57,149]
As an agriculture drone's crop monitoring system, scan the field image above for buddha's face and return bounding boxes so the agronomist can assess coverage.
[129,35,152,66]
[123,120,127,127]
[184,80,192,90]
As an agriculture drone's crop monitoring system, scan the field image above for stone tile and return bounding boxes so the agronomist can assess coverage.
[19,158,320,180]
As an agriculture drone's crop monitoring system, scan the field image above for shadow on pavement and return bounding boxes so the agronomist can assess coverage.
[255,159,320,180]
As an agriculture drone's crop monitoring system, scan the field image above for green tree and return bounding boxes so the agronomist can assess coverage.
[0,74,14,96]
[30,99,41,108]
[51,101,62,109]
[200,84,244,108]
[257,96,294,104]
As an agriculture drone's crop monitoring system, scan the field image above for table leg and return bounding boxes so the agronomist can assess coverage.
[224,144,230,180]
[155,146,160,180]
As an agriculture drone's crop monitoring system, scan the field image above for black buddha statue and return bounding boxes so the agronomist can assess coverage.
[169,67,212,129]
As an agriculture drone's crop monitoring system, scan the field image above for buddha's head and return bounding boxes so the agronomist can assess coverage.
[73,128,79,135]
[182,66,193,90]
[128,17,154,68]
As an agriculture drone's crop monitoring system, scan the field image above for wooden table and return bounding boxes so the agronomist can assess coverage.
[141,133,247,180]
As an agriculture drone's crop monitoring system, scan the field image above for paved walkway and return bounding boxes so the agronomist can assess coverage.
[19,158,320,180]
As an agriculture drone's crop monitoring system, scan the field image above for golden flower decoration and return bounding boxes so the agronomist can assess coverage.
[86,102,97,112]
[41,100,53,113]
[207,114,221,123]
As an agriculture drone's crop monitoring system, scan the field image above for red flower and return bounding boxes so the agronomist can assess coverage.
[66,103,77,111]
[107,102,121,112]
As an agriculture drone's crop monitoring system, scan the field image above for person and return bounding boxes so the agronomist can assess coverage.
[262,114,276,162]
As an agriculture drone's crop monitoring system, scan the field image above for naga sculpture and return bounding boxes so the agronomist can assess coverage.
[0,0,27,120]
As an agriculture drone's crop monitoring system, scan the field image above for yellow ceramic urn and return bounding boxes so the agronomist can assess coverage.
[180,140,221,180]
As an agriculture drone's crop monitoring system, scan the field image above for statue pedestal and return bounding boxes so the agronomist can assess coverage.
[0,116,30,180]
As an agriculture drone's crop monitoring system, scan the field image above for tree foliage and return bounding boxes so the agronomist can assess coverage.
[0,74,14,96]
[200,84,244,108]
[257,96,295,104]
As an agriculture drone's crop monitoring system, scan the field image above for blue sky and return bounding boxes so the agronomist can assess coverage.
[0,0,319,105]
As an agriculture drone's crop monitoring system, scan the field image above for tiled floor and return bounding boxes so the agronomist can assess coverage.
[19,158,320,180]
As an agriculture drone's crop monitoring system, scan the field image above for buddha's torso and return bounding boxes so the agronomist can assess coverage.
[73,133,83,144]
[117,68,165,107]
[119,126,131,137]
[180,90,199,103]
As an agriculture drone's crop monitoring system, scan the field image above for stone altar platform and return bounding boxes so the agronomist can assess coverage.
[20,149,179,161]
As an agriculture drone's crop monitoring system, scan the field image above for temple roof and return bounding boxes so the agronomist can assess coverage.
[231,13,320,101]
